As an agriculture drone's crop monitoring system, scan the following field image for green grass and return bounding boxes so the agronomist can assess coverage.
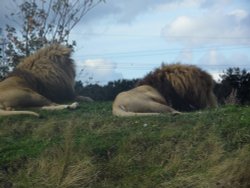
[0,102,250,187]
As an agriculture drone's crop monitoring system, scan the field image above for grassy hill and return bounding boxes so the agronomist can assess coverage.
[0,102,250,188]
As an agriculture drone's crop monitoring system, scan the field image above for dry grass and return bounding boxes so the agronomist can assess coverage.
[0,102,250,187]
[25,150,96,188]
[209,145,250,188]
[13,122,97,188]
[224,89,239,105]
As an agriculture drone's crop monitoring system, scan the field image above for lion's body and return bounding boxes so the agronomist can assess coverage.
[0,44,79,117]
[112,85,180,116]
[137,63,218,111]
[113,64,217,116]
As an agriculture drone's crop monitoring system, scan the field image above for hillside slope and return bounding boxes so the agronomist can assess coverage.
[0,102,250,187]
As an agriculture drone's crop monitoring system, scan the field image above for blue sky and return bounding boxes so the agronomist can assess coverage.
[69,0,250,84]
[1,0,250,85]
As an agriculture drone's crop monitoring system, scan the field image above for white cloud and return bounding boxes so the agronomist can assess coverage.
[162,8,250,46]
[199,49,250,67]
[198,50,250,82]
[76,59,123,85]
[169,16,195,34]
[155,0,202,11]
[81,0,171,24]
[199,50,227,66]
[228,9,249,21]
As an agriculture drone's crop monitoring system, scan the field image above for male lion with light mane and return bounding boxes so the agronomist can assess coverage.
[113,63,217,116]
[0,44,88,117]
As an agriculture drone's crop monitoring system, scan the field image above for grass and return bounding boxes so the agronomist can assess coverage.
[0,102,250,187]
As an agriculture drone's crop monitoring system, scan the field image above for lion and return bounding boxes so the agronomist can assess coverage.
[113,63,217,116]
[0,44,87,117]
[112,85,181,116]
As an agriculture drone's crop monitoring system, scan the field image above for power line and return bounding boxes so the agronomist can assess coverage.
[76,64,250,71]
[71,32,250,40]
[75,45,250,59]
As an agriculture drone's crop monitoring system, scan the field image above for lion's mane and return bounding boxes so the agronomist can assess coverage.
[8,44,76,102]
[137,63,217,111]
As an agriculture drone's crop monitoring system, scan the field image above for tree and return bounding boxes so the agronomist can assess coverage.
[3,0,104,70]
[75,79,139,101]
[215,67,250,104]
[0,29,9,80]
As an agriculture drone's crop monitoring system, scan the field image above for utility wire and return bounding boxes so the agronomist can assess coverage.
[76,63,250,70]
[75,45,250,58]
[71,32,250,40]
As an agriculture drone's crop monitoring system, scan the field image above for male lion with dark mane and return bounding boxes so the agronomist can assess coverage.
[0,44,89,117]
[113,63,217,116]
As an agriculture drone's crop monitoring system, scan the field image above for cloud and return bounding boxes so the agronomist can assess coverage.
[82,0,174,24]
[200,50,250,66]
[198,50,250,81]
[162,8,250,46]
[76,59,123,85]
[199,50,227,66]
[197,50,250,81]
[229,9,249,21]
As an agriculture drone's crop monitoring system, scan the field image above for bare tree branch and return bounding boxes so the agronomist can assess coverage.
[3,0,104,69]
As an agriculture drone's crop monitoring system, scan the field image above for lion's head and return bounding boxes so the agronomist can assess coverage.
[137,63,217,111]
[9,44,76,102]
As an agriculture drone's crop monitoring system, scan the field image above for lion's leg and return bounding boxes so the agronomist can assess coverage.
[41,102,79,110]
[0,88,52,108]
[146,101,181,115]
[1,88,78,111]
[20,91,79,111]
[0,89,48,117]
[16,89,80,110]
[0,109,40,117]
[113,100,181,116]
[21,91,80,110]
[113,102,181,116]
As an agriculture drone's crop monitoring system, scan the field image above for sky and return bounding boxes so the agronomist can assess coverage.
[1,0,250,85]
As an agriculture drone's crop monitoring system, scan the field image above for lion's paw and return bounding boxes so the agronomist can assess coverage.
[67,102,79,110]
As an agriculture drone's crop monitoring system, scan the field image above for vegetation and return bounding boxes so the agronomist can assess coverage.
[215,67,250,105]
[1,102,250,187]
[0,0,104,77]
[76,67,250,105]
[75,79,139,101]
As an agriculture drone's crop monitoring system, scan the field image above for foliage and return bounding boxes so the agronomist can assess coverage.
[2,0,104,71]
[75,79,139,101]
[0,31,8,79]
[215,67,250,104]
[75,66,250,103]
[0,66,9,81]
[0,103,250,187]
